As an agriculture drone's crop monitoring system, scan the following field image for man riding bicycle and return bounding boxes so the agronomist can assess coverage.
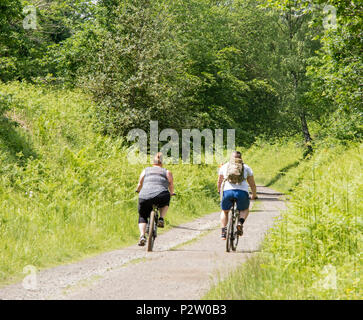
[217,151,257,240]
[135,152,175,246]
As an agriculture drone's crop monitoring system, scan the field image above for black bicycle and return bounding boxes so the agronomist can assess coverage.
[146,193,176,252]
[226,198,239,252]
[146,204,160,252]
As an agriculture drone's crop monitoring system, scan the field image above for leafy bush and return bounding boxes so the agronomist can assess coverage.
[0,92,13,116]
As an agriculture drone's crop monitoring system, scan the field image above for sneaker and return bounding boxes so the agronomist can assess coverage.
[157,218,164,228]
[221,227,227,240]
[138,235,146,246]
[236,222,243,236]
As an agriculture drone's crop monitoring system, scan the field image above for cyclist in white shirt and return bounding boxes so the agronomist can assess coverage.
[217,151,257,240]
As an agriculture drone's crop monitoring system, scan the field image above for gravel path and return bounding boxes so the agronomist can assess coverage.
[0,186,285,300]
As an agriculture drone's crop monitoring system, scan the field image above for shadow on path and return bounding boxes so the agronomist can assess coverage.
[257,191,284,196]
[265,161,300,187]
[254,197,282,202]
[168,225,216,232]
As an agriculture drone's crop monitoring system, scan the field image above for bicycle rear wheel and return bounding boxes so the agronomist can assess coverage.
[147,211,156,252]
[231,215,239,252]
[226,209,234,252]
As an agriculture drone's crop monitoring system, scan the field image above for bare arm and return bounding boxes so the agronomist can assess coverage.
[167,170,174,194]
[136,170,145,193]
[247,175,257,199]
[217,174,224,194]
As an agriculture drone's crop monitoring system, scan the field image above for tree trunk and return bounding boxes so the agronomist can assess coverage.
[290,69,313,156]
[300,111,313,156]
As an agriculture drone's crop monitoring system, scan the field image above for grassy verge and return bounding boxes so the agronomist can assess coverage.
[205,139,362,299]
[0,82,220,284]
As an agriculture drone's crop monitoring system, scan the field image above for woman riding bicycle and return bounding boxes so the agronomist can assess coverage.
[135,152,175,246]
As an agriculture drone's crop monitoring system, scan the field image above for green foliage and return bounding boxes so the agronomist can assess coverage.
[0,82,219,283]
[0,0,361,296]
[0,0,24,81]
[79,0,198,136]
[205,140,362,299]
[258,0,324,149]
[305,0,363,142]
[0,93,13,117]
[0,0,95,82]
[1,0,360,147]
[56,0,293,144]
[242,136,304,192]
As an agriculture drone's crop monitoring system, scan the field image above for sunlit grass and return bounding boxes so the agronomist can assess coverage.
[0,82,220,284]
[205,141,362,300]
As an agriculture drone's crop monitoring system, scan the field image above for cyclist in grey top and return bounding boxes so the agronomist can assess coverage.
[135,152,175,246]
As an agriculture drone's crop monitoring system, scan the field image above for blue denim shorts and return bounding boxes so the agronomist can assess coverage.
[221,189,250,211]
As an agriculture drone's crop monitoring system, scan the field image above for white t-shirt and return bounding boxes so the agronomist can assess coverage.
[219,162,253,192]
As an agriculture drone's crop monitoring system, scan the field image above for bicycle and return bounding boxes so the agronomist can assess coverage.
[146,193,176,252]
[226,198,239,252]
[146,204,160,252]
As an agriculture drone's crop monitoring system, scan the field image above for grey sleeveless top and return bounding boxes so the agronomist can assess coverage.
[139,166,169,200]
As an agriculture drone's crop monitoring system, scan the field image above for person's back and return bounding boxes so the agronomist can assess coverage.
[219,162,252,193]
[135,152,174,246]
[138,166,169,200]
[217,151,257,240]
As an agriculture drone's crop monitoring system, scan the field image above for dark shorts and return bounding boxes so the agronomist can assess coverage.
[221,189,250,211]
[138,191,170,224]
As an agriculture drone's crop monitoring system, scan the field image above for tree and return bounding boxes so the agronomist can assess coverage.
[0,0,95,82]
[80,0,198,136]
[169,0,289,145]
[49,0,320,146]
[0,0,24,81]
[259,0,322,154]
[305,0,362,141]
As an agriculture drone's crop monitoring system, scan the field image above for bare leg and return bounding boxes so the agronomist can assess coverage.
[239,209,249,221]
[220,210,229,228]
[159,205,169,218]
[235,207,249,236]
[138,222,147,236]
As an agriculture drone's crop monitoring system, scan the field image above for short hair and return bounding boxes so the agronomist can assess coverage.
[230,151,242,160]
[153,152,163,165]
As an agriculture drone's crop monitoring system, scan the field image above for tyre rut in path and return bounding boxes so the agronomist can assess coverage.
[0,186,286,300]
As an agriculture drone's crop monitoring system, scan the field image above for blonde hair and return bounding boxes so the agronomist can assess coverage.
[153,152,163,165]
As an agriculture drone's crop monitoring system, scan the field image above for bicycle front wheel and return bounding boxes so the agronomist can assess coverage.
[147,211,156,252]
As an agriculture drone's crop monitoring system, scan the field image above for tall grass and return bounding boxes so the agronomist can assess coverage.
[205,141,362,299]
[0,82,220,284]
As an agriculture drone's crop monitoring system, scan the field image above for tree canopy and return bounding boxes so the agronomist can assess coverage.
[0,0,361,147]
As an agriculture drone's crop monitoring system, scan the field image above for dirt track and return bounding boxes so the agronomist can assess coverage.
[0,186,285,300]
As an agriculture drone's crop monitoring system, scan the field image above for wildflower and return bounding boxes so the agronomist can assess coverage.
[25,191,33,198]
